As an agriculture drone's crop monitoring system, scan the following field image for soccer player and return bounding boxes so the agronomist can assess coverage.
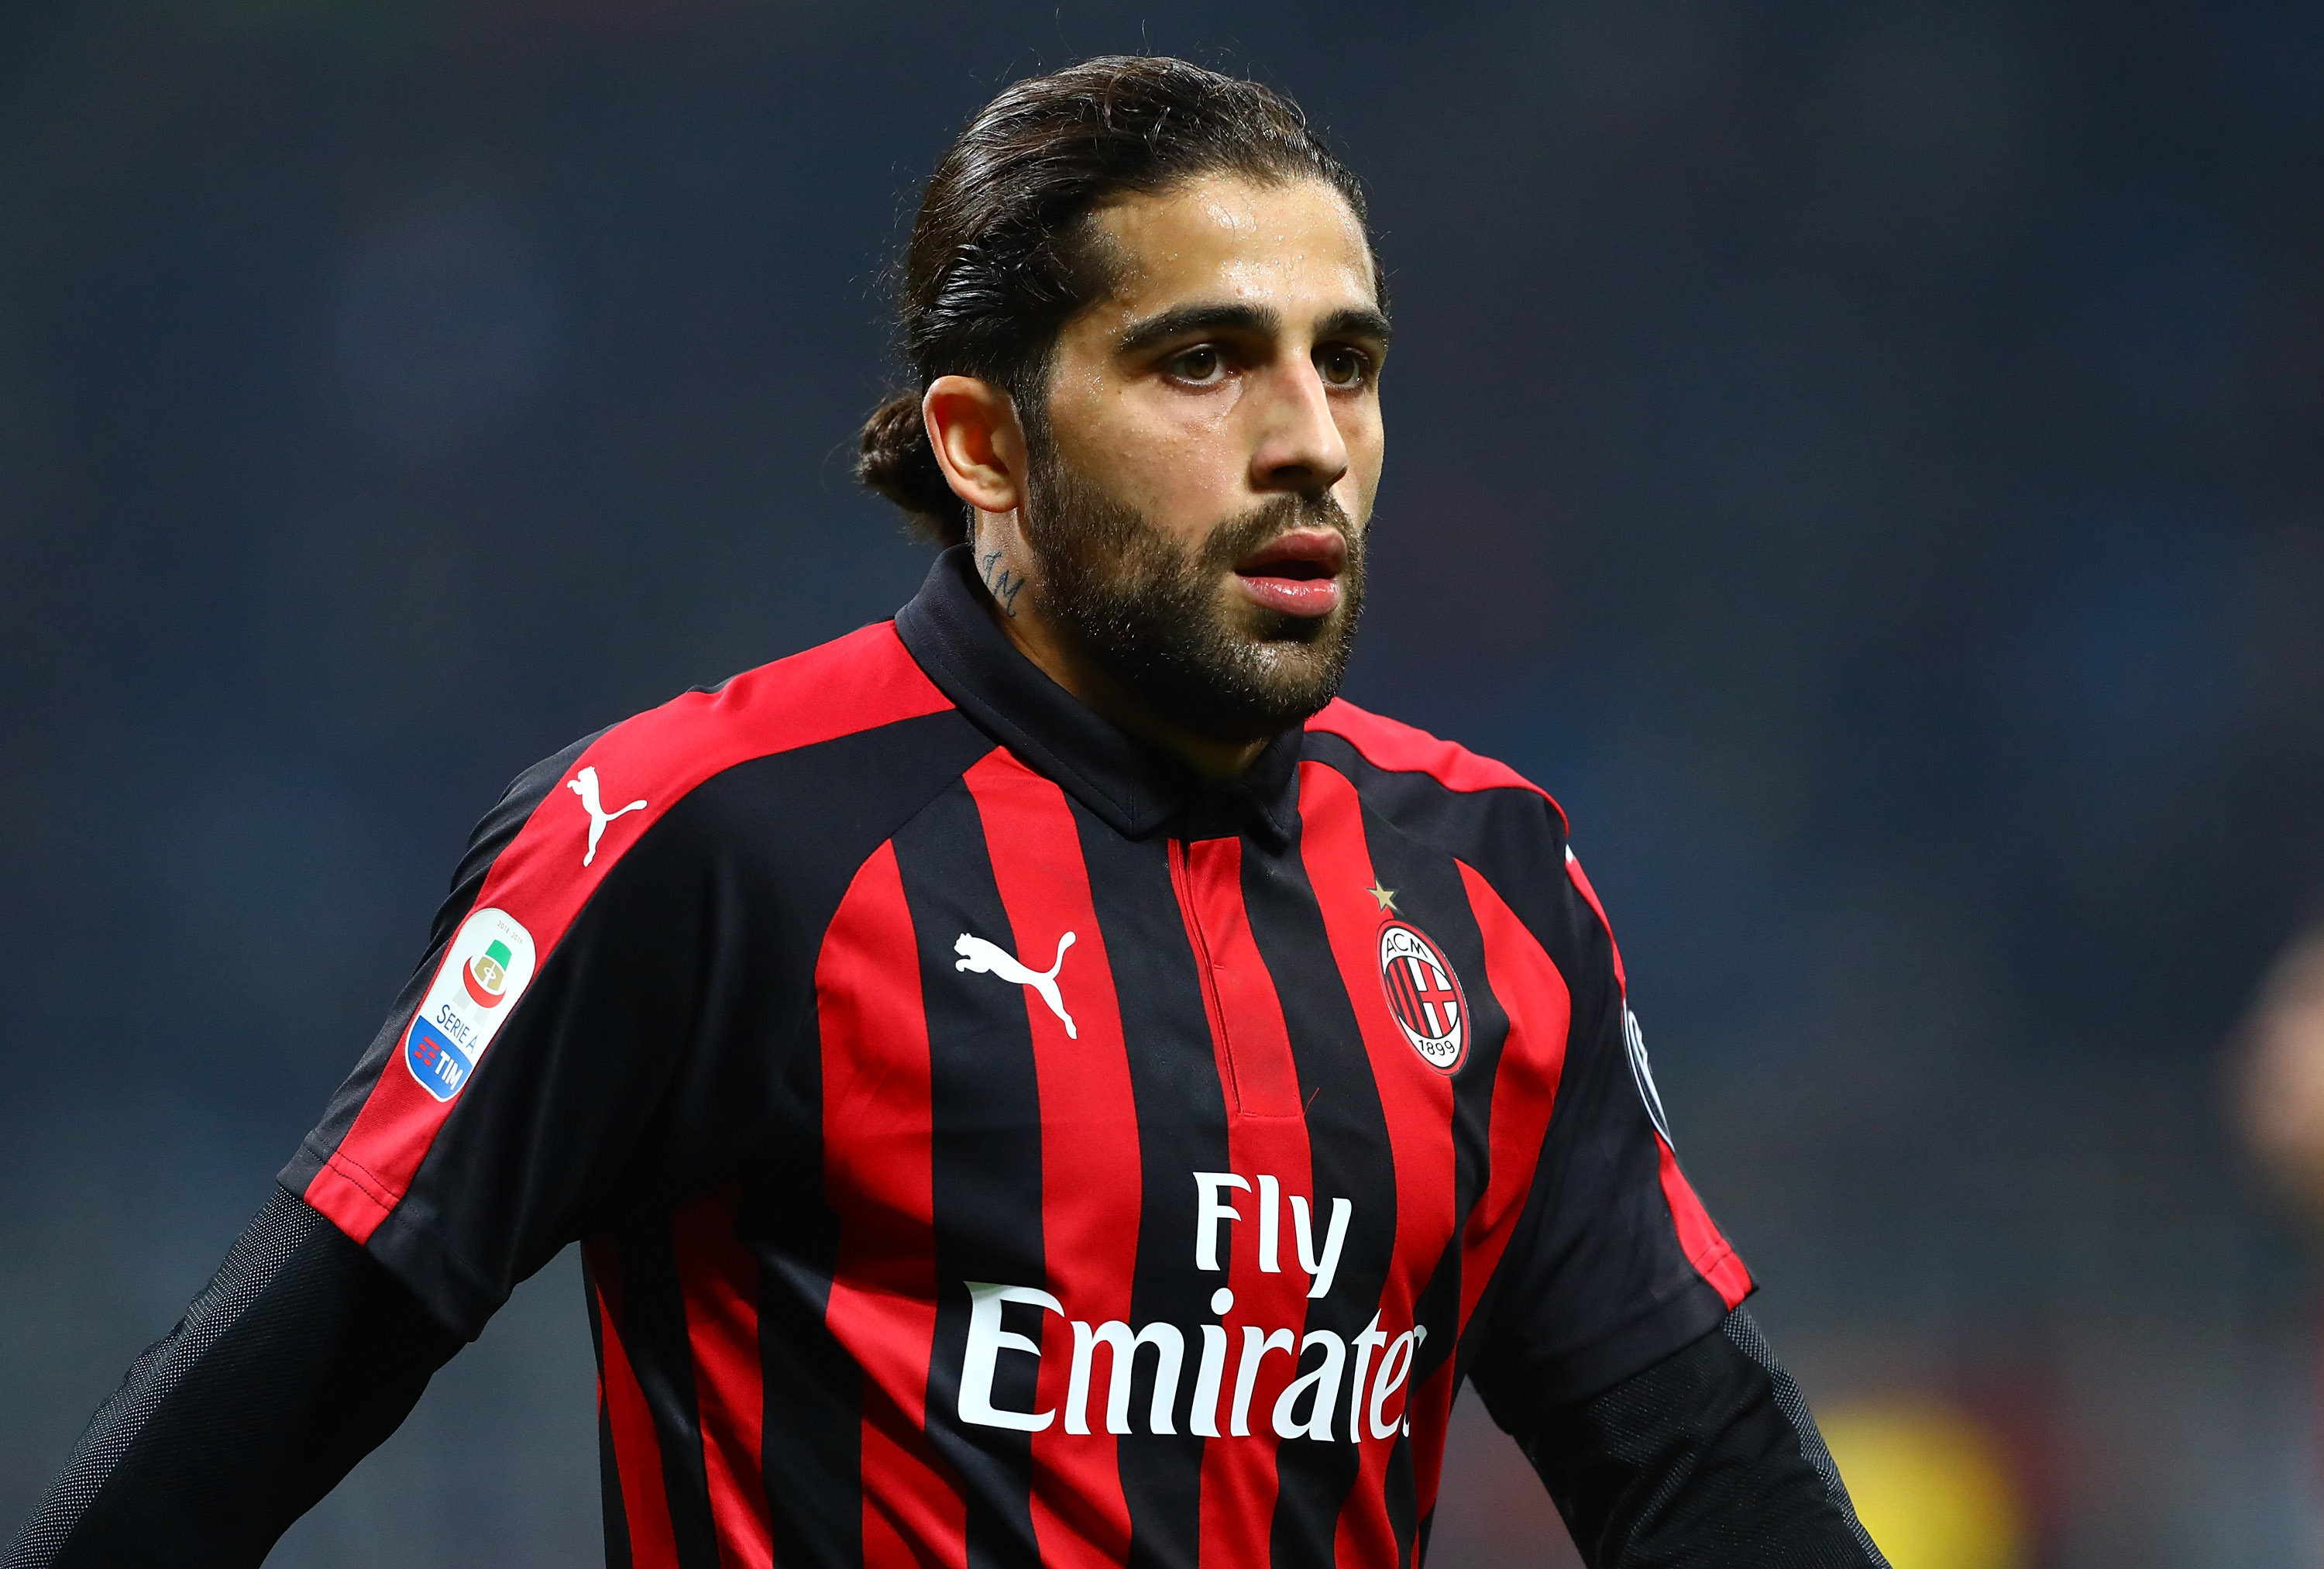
[9,57,1885,1569]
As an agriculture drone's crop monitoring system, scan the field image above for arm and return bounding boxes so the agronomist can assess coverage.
[11,725,758,1564]
[1513,1309,1885,1569]
[1452,825,1879,1565]
[6,746,590,1567]
[5,1188,461,1569]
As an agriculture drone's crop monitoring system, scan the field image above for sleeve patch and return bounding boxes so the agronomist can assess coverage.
[403,908,538,1102]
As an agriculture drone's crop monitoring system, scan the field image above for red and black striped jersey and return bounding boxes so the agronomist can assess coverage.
[282,546,1751,1569]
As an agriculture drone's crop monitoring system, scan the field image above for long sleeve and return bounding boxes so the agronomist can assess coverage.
[1511,1309,1886,1569]
[5,1187,462,1569]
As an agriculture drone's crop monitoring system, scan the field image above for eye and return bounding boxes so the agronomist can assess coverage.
[1316,344,1372,388]
[1165,345,1227,384]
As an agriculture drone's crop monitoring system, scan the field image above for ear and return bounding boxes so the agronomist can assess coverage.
[923,375,1030,517]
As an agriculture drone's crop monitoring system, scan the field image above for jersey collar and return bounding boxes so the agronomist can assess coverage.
[895,545,1302,848]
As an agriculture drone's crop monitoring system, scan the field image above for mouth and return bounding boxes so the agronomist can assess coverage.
[1232,528,1347,618]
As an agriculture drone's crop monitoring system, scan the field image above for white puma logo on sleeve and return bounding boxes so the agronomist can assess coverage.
[566,766,648,868]
[955,931,1078,1039]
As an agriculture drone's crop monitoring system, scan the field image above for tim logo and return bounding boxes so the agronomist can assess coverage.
[1377,921,1466,1073]
[405,1016,472,1099]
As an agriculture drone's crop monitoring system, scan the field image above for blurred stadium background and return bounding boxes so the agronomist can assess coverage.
[3,3,2322,1565]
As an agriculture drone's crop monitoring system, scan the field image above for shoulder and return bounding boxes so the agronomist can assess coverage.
[1305,699,1629,991]
[456,622,980,946]
[585,620,957,804]
[499,621,961,845]
[1301,697,1570,839]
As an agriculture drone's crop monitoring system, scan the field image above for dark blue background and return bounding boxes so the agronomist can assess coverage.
[4,4,2320,1564]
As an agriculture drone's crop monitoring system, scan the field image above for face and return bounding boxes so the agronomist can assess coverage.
[1021,172,1389,742]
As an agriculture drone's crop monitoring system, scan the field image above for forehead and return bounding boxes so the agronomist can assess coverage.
[1085,173,1378,325]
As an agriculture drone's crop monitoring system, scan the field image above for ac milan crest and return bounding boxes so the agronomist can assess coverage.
[1377,920,1468,1073]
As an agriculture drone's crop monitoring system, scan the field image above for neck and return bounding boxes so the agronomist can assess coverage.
[981,587,1268,784]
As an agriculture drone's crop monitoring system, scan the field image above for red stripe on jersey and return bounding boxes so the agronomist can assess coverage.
[1559,851,1627,993]
[1452,862,1573,1333]
[1657,1141,1752,1309]
[815,841,969,1569]
[304,621,951,1242]
[1171,838,1304,1120]
[1304,700,1569,832]
[1167,835,1316,1569]
[672,1187,772,1569]
[590,1240,683,1569]
[962,752,1138,1569]
[1293,762,1458,1566]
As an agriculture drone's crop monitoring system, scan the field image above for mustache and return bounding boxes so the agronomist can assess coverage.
[1197,490,1359,573]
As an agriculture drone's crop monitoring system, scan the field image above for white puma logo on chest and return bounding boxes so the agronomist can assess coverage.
[955,931,1078,1039]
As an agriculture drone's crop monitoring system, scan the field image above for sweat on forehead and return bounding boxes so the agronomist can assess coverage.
[1081,173,1386,325]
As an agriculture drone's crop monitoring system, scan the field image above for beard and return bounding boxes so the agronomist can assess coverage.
[1018,439,1367,745]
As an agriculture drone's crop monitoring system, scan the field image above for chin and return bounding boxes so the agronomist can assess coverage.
[1222,596,1345,648]
[1239,634,1354,705]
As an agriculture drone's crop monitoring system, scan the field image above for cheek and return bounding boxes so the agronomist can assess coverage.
[1338,411,1385,515]
[1105,404,1250,525]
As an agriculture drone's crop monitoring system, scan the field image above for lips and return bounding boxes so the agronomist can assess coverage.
[1232,528,1346,618]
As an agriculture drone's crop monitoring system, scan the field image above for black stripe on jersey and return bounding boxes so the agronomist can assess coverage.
[1349,800,1514,1564]
[578,711,995,1568]
[699,712,999,1568]
[1386,1437,1418,1569]
[892,780,1047,1569]
[1357,801,1514,1364]
[746,1171,860,1569]
[1236,838,1399,1564]
[1071,811,1228,1569]
[605,1219,722,1569]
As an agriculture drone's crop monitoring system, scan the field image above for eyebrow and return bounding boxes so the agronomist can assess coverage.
[1315,305,1395,349]
[1113,300,1394,359]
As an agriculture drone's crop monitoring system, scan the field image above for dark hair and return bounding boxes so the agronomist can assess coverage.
[855,56,1377,545]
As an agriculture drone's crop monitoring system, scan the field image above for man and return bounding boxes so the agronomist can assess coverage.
[9,57,1883,1569]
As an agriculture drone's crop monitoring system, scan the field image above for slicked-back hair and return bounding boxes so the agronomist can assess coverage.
[854,56,1377,545]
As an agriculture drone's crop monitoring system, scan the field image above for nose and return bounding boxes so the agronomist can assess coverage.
[1247,356,1349,497]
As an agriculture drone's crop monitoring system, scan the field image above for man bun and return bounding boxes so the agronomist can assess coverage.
[858,57,1375,547]
[854,390,968,545]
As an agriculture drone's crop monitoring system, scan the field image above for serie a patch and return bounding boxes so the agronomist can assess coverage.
[404,907,538,1102]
